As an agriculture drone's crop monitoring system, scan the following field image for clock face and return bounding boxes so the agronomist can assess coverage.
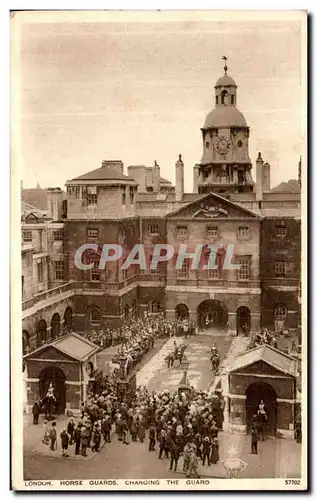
[215,136,231,155]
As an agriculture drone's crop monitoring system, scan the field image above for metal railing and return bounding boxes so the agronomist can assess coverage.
[22,281,75,311]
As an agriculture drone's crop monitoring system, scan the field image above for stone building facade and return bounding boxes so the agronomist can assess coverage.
[21,64,301,349]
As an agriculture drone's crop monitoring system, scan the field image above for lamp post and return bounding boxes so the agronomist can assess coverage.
[178,355,191,397]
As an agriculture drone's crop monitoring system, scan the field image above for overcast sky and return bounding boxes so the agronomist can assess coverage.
[14,11,305,192]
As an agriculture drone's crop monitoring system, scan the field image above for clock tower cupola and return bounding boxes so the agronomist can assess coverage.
[196,57,254,195]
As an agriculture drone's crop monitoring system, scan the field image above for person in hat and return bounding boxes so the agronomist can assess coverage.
[169,440,181,472]
[67,417,75,445]
[202,436,211,466]
[74,423,82,455]
[81,426,89,457]
[60,428,69,457]
[210,436,219,464]
[49,421,57,451]
[32,400,41,425]
[92,422,102,452]
[42,419,49,445]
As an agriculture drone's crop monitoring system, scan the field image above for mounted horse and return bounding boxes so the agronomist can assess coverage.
[210,350,220,374]
[165,344,187,368]
[41,394,56,420]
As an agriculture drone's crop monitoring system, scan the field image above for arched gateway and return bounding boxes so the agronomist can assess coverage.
[39,365,66,414]
[197,299,228,330]
[175,303,189,320]
[246,381,277,435]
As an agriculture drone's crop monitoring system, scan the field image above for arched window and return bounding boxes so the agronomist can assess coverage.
[124,305,130,321]
[149,301,161,314]
[36,320,47,346]
[89,307,101,325]
[64,307,73,331]
[51,313,61,339]
[274,305,287,321]
[22,330,30,355]
[221,90,228,105]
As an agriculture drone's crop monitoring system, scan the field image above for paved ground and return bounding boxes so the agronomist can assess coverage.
[23,332,302,481]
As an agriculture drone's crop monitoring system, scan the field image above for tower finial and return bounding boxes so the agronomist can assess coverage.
[222,55,228,73]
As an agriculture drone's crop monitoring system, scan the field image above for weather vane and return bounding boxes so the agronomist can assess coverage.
[222,55,228,73]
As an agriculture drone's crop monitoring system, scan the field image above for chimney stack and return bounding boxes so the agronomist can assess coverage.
[256,152,264,202]
[175,154,184,202]
[46,188,63,221]
[193,164,200,193]
[152,160,160,193]
[263,162,271,192]
[101,160,124,174]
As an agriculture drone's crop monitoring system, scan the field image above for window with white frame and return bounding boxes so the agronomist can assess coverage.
[53,230,64,241]
[238,226,249,238]
[237,256,251,280]
[87,228,99,240]
[177,225,188,237]
[176,258,190,279]
[22,230,32,242]
[54,261,64,280]
[150,301,161,314]
[275,260,286,278]
[90,258,101,281]
[274,305,287,321]
[207,226,218,238]
[149,224,159,235]
[89,308,101,324]
[87,194,97,205]
[275,225,286,237]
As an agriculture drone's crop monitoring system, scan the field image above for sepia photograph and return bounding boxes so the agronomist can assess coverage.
[11,9,307,491]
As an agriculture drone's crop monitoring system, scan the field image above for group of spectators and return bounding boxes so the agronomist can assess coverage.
[247,329,278,350]
[83,313,197,349]
[44,379,225,478]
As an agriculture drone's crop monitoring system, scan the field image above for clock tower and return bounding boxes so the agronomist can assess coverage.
[195,58,254,195]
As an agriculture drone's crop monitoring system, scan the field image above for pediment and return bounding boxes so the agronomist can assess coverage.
[25,345,77,363]
[231,360,293,378]
[166,193,258,220]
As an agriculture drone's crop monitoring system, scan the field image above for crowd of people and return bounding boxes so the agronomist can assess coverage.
[40,381,225,477]
[83,313,197,349]
[247,329,278,350]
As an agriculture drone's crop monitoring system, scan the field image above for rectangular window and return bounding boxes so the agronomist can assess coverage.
[238,226,249,238]
[87,194,97,206]
[130,187,135,204]
[237,256,251,280]
[90,259,100,281]
[208,268,219,280]
[37,261,43,283]
[177,225,188,237]
[275,260,286,278]
[22,230,32,242]
[176,259,190,279]
[53,230,63,241]
[149,224,159,235]
[276,225,286,237]
[87,228,99,240]
[207,226,218,238]
[122,191,126,205]
[55,261,64,280]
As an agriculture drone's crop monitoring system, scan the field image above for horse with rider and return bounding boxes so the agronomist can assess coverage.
[252,399,268,440]
[165,341,187,368]
[209,343,220,374]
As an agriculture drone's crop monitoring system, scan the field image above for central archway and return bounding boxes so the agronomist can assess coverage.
[236,306,251,335]
[246,381,277,435]
[175,303,189,320]
[197,300,228,330]
[39,365,66,414]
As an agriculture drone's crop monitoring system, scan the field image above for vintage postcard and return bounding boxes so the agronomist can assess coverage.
[11,10,307,491]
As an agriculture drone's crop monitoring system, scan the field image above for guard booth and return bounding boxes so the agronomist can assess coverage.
[23,332,99,415]
[228,344,298,438]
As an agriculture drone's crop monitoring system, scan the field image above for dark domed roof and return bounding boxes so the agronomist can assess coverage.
[203,106,247,129]
[215,73,237,87]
